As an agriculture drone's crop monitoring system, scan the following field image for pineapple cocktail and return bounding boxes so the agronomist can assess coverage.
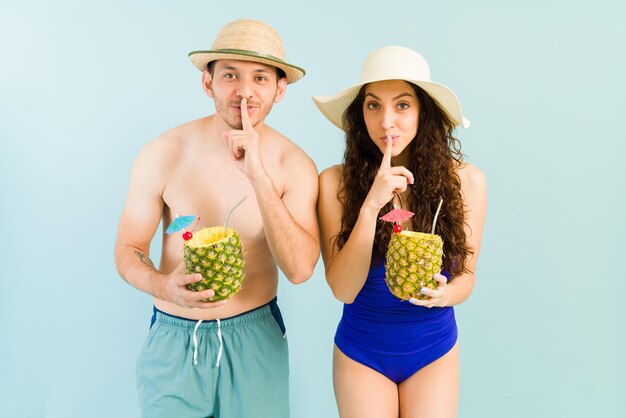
[184,227,245,301]
[167,197,248,302]
[385,231,443,301]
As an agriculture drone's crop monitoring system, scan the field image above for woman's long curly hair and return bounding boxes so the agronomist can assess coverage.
[335,82,473,277]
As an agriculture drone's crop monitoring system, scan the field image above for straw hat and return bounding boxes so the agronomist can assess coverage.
[189,19,305,84]
[312,46,470,130]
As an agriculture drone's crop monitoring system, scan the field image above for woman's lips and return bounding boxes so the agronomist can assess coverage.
[381,135,398,143]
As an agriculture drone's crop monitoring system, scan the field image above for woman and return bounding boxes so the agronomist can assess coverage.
[313,46,487,417]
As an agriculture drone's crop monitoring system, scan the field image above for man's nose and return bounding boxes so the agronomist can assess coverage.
[236,78,254,99]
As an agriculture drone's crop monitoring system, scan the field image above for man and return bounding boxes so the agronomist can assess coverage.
[114,19,320,418]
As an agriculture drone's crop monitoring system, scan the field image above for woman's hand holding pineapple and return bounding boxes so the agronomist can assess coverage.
[408,272,449,308]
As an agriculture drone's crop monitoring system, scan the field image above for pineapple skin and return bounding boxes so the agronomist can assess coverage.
[385,231,443,301]
[183,227,245,301]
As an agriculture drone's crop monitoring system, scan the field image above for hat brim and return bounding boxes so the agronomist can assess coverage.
[189,49,305,84]
[312,78,470,131]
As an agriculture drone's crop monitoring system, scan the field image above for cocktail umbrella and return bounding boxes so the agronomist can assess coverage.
[166,214,199,240]
[379,208,414,223]
[165,215,197,234]
[380,207,414,233]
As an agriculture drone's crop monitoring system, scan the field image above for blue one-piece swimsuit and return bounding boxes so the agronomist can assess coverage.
[334,260,458,384]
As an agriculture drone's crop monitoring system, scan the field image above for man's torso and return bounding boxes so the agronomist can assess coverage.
[153,116,294,319]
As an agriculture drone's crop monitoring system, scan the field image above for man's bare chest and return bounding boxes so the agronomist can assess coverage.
[161,160,274,241]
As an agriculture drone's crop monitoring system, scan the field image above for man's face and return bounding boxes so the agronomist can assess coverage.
[205,59,287,130]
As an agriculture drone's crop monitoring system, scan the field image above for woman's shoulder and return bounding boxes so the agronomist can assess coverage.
[457,162,486,186]
[457,162,487,200]
[318,164,344,195]
[319,164,344,180]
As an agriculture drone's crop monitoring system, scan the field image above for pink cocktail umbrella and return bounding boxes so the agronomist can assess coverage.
[380,207,414,233]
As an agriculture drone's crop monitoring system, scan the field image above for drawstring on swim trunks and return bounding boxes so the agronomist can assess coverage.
[192,318,223,367]
[193,319,203,366]
[215,319,223,367]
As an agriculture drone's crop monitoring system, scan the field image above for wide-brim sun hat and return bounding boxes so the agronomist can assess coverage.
[312,46,470,130]
[189,18,305,84]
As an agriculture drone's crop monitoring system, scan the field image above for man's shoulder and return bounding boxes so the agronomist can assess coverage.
[263,125,298,147]
[140,117,208,159]
[264,125,316,166]
[155,117,208,145]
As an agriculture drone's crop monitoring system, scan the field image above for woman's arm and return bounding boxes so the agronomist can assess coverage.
[413,163,487,307]
[318,140,414,303]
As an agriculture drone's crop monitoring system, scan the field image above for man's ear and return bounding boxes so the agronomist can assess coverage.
[273,77,287,103]
[202,71,214,98]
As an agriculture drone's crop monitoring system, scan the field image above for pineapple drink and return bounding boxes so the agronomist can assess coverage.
[184,226,245,301]
[385,231,443,301]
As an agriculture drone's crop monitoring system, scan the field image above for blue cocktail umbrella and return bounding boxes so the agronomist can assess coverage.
[165,215,198,234]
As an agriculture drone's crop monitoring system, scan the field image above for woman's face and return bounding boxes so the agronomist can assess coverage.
[362,80,420,160]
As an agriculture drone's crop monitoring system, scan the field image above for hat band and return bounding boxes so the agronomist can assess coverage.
[198,48,286,64]
[188,48,305,75]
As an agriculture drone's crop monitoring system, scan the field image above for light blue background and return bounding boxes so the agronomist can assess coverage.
[1,1,625,417]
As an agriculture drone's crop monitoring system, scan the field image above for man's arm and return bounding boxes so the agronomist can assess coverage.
[114,141,167,296]
[250,152,320,284]
[223,99,320,283]
[114,140,220,307]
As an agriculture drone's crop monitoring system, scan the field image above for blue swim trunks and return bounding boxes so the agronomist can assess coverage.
[136,297,290,418]
[335,261,458,383]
